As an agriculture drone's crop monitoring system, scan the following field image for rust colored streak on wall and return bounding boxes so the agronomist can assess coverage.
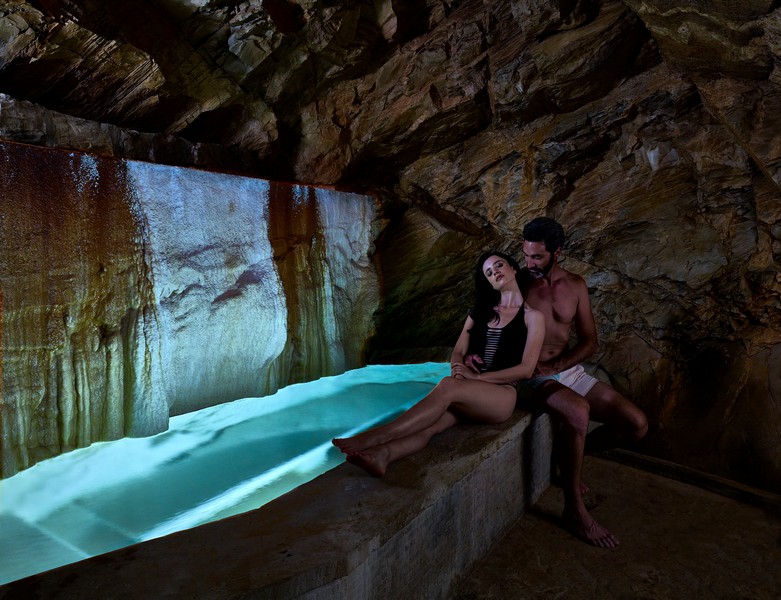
[267,182,328,386]
[0,141,152,477]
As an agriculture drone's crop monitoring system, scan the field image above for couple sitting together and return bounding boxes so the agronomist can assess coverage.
[333,217,648,548]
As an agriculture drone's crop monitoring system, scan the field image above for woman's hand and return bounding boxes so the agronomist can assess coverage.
[451,361,480,380]
[463,354,484,373]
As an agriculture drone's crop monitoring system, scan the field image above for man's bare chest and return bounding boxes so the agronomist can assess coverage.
[527,286,578,325]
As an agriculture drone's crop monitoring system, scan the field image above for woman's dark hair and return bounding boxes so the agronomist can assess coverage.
[522,217,565,253]
[471,250,523,326]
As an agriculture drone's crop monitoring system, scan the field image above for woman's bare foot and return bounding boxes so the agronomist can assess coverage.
[345,446,391,477]
[564,511,619,548]
[333,429,386,455]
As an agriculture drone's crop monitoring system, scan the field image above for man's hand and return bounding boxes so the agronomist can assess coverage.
[533,360,560,377]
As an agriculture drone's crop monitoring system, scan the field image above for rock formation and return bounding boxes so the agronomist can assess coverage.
[1,0,780,492]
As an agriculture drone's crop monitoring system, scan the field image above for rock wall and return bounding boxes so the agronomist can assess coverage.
[266,182,381,395]
[1,0,780,491]
[1,142,160,476]
[0,140,379,477]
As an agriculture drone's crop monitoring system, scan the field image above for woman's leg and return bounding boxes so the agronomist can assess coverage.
[333,377,516,455]
[346,411,459,477]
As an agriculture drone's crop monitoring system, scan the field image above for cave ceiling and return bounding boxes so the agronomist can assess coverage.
[1,1,776,188]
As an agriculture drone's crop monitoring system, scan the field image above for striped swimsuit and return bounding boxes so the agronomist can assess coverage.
[467,306,528,388]
[482,326,502,370]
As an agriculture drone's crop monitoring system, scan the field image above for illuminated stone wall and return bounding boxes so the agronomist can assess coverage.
[0,141,379,476]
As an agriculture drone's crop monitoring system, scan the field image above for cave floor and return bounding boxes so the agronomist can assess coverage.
[452,455,781,600]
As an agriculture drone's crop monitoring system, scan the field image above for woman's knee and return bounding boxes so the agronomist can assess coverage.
[431,376,461,405]
[435,376,459,394]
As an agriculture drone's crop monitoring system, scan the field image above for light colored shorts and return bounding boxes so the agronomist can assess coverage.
[525,364,599,397]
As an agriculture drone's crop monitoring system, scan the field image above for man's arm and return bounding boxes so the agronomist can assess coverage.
[536,276,598,375]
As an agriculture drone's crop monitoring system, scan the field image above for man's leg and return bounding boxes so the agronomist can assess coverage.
[533,380,619,548]
[584,382,648,455]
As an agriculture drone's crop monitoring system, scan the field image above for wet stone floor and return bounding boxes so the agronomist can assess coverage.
[453,456,781,599]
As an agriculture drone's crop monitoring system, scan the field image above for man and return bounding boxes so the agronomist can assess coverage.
[520,216,648,548]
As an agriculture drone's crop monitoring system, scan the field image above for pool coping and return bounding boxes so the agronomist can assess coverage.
[0,409,552,599]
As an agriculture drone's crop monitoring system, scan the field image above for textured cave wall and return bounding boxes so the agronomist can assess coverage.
[1,0,780,491]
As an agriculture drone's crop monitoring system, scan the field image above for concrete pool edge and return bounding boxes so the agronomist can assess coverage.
[0,409,552,599]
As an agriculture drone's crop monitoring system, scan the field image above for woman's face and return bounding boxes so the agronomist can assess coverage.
[482,255,516,290]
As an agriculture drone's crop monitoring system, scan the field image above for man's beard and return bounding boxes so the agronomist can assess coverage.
[529,256,554,279]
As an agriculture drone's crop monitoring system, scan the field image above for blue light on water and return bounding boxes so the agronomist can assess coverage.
[0,363,450,585]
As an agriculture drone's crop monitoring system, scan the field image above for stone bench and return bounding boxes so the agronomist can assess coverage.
[0,409,552,599]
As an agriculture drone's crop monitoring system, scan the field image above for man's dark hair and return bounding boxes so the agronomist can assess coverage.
[522,217,565,253]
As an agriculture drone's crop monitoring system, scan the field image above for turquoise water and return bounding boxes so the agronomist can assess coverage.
[0,362,450,584]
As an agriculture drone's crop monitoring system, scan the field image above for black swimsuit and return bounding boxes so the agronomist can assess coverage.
[467,307,529,384]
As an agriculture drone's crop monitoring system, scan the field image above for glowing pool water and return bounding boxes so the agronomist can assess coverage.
[0,362,450,585]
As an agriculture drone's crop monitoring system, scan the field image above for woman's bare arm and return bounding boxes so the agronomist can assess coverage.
[449,315,474,368]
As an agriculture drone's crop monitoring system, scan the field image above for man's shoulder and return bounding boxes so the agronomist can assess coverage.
[555,267,587,288]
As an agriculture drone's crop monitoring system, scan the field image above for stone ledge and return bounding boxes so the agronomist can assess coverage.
[0,410,552,600]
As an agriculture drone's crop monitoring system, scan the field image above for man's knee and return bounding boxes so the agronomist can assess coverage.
[606,388,648,439]
[588,384,647,436]
[543,386,590,435]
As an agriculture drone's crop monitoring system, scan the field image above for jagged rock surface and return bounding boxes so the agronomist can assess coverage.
[1,0,780,492]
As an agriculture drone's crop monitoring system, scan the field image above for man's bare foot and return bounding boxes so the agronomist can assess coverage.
[345,447,390,477]
[564,512,619,548]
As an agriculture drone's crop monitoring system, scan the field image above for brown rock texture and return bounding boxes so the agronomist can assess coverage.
[1,0,780,491]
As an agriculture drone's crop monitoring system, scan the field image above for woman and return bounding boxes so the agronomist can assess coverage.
[332,251,545,476]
